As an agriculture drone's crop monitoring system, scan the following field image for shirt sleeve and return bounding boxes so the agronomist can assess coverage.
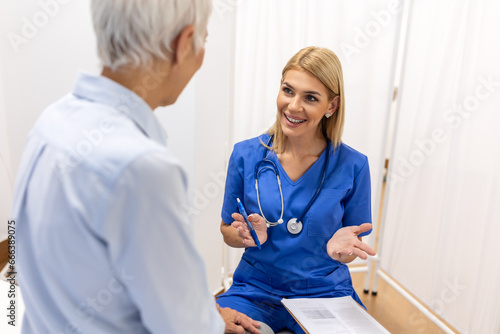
[100,152,225,334]
[342,157,372,237]
[221,148,244,225]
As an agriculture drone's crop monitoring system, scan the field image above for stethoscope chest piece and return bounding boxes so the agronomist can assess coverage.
[287,218,303,235]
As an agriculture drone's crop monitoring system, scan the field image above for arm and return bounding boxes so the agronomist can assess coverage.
[101,153,224,333]
[220,213,268,248]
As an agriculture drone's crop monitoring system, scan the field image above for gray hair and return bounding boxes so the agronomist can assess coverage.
[91,0,212,71]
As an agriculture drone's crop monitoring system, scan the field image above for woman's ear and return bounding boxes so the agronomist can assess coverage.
[329,95,340,113]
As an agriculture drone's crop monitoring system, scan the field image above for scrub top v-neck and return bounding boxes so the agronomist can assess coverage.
[271,143,327,186]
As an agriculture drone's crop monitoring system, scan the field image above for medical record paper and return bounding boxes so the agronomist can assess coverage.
[281,296,389,334]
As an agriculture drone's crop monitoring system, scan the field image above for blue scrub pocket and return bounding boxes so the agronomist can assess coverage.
[306,188,347,237]
[306,265,354,297]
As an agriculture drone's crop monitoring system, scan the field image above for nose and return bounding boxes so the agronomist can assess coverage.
[289,95,302,113]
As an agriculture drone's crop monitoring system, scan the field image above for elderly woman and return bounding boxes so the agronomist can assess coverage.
[217,46,376,333]
[13,0,260,333]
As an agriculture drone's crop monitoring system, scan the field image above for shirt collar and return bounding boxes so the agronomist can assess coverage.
[72,71,167,146]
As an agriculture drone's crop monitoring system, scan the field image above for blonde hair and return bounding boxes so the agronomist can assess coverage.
[268,46,345,153]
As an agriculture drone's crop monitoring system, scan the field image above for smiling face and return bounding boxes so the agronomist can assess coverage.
[277,69,339,142]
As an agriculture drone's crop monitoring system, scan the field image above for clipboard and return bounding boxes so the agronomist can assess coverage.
[282,301,311,334]
[281,296,390,334]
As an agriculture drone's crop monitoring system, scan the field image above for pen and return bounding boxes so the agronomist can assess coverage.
[236,198,262,250]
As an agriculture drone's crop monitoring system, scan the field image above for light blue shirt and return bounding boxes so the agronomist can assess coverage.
[12,72,225,333]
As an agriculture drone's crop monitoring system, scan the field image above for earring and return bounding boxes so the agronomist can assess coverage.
[325,113,332,118]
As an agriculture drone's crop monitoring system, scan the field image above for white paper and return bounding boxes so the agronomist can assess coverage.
[281,296,389,334]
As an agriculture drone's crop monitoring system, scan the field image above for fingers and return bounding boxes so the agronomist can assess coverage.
[224,323,245,334]
[336,242,376,260]
[231,223,255,247]
[220,308,244,334]
[220,307,261,334]
[232,213,244,222]
[356,240,376,256]
[232,222,250,237]
[247,214,268,235]
[248,213,264,224]
[354,223,373,235]
[231,221,246,230]
[234,313,261,334]
[351,247,369,260]
[335,248,365,260]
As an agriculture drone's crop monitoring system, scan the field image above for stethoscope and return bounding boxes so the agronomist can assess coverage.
[254,135,331,235]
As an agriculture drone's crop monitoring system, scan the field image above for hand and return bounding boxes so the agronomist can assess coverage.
[218,305,261,334]
[231,212,268,247]
[326,223,376,263]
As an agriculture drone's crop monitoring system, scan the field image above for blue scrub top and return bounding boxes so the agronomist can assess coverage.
[222,134,372,300]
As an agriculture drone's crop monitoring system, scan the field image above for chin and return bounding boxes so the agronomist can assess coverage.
[161,95,178,107]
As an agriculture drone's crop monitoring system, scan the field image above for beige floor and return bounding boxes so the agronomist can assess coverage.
[351,271,457,334]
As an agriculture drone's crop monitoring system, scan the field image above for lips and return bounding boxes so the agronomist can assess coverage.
[284,113,306,124]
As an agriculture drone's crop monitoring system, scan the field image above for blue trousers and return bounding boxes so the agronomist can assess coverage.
[217,293,305,333]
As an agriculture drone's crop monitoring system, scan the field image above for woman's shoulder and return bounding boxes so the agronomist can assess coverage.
[232,133,270,155]
[335,142,369,168]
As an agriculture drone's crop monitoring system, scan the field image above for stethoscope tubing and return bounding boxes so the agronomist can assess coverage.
[254,135,330,234]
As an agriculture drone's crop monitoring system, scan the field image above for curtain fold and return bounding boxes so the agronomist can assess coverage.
[380,0,500,332]
[0,63,14,238]
[228,0,399,277]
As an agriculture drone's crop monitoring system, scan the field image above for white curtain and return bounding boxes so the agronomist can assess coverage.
[380,0,500,333]
[226,0,400,275]
[0,64,14,239]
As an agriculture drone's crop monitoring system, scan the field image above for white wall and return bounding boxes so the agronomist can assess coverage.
[0,1,99,240]
[0,1,100,174]
[193,9,236,293]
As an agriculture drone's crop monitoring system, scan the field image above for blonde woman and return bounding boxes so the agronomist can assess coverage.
[218,46,376,333]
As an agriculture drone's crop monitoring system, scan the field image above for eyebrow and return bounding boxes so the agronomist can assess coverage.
[283,82,322,96]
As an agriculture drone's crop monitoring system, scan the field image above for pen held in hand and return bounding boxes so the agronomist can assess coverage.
[236,198,262,250]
